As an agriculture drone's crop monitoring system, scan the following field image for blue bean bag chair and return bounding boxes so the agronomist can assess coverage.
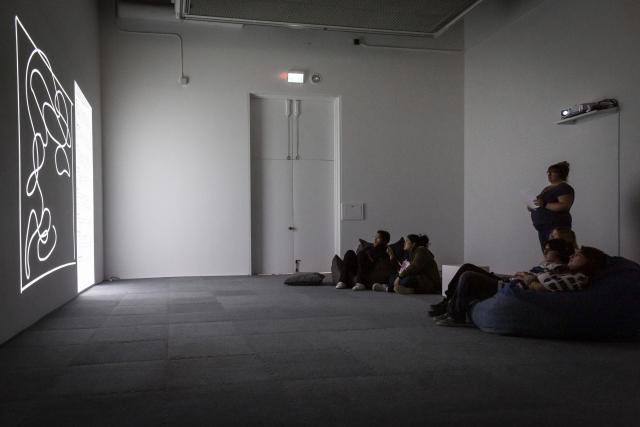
[469,257,640,339]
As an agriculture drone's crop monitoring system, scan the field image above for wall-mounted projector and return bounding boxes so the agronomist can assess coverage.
[560,98,618,120]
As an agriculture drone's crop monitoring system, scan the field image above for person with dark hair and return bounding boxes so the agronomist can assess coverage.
[372,234,440,294]
[436,246,608,327]
[515,246,607,292]
[529,161,575,250]
[334,230,392,291]
[509,238,575,286]
[548,226,578,250]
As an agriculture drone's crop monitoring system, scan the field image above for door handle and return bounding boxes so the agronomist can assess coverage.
[295,259,301,273]
[288,226,296,230]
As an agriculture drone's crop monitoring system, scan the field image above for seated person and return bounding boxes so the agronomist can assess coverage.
[334,230,393,291]
[548,226,578,249]
[435,246,608,327]
[429,237,575,317]
[500,238,574,289]
[372,234,440,294]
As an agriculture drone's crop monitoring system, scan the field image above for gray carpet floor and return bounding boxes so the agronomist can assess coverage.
[1,275,639,426]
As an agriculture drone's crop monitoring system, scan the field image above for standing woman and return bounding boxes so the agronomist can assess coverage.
[529,161,575,250]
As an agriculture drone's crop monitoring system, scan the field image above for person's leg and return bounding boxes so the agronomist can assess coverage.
[446,271,499,323]
[430,264,496,316]
[373,272,396,292]
[331,255,343,285]
[395,276,418,295]
[335,250,357,289]
[444,264,496,299]
[354,250,374,288]
[342,250,358,283]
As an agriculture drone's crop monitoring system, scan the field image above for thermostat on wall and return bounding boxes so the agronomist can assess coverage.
[341,202,364,221]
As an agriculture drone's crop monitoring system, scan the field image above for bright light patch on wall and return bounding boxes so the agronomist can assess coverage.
[16,16,76,293]
[287,71,305,84]
[74,82,95,293]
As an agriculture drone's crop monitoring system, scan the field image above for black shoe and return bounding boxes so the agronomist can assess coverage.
[436,315,472,327]
[430,299,447,309]
[428,306,447,317]
[433,312,450,321]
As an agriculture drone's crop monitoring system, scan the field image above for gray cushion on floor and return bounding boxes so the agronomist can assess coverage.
[284,272,326,286]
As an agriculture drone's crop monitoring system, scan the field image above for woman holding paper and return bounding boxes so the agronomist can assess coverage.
[529,161,575,250]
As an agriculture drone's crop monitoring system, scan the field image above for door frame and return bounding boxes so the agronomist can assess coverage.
[248,92,342,273]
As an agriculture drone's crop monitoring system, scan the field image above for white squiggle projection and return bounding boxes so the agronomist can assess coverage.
[16,16,76,293]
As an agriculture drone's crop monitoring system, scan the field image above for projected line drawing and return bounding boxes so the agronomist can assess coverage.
[16,16,76,293]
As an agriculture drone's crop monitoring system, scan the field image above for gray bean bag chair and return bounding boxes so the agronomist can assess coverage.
[469,257,640,339]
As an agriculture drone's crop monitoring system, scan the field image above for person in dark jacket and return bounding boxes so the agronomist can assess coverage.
[334,230,392,291]
[529,161,575,251]
[376,234,440,295]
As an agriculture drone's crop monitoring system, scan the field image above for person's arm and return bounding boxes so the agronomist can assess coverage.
[527,281,548,292]
[399,250,426,278]
[536,272,589,291]
[387,246,401,268]
[544,194,574,212]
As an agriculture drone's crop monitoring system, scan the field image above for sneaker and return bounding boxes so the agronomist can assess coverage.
[352,283,367,291]
[335,282,348,289]
[430,299,448,309]
[428,306,447,317]
[371,283,389,292]
[435,315,472,327]
[433,313,450,321]
[394,284,415,295]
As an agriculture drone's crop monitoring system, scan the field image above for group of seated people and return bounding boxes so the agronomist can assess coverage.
[333,227,608,328]
[332,230,440,295]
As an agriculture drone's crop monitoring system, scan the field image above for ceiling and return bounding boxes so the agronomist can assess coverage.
[181,0,482,37]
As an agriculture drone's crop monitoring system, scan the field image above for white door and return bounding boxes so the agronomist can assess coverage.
[293,159,334,272]
[295,98,334,161]
[250,95,335,274]
[250,97,292,160]
[251,159,294,274]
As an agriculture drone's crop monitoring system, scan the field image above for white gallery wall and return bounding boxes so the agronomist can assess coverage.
[464,0,640,273]
[100,4,465,279]
[0,0,103,344]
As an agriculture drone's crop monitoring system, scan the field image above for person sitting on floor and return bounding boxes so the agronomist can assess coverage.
[435,245,608,327]
[334,230,393,291]
[428,237,576,317]
[372,234,440,294]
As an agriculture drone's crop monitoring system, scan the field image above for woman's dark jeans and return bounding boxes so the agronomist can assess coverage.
[448,271,500,322]
[443,263,498,299]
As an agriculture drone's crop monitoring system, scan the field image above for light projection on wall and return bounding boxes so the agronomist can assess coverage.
[16,16,76,293]
[74,82,95,293]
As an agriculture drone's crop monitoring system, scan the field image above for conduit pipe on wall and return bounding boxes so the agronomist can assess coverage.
[115,0,189,85]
